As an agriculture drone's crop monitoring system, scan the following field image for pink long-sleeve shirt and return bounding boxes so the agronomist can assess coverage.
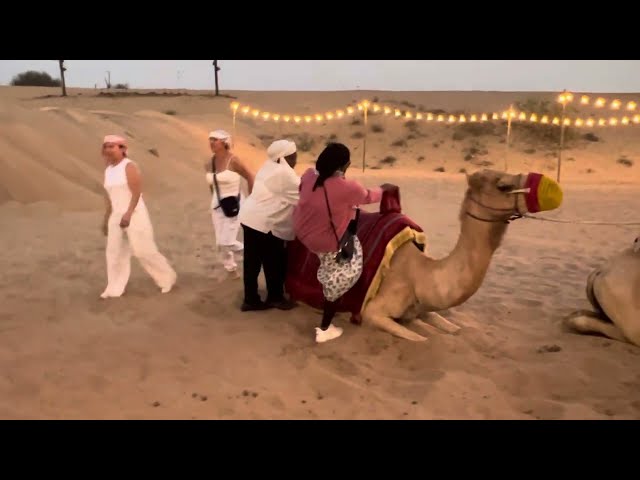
[292,168,383,254]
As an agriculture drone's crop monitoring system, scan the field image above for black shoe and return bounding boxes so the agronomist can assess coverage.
[266,298,298,311]
[241,300,272,312]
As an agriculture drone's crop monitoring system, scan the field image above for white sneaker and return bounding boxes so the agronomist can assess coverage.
[100,290,120,299]
[315,324,344,343]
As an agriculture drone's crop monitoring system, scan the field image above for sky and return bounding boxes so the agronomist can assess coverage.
[1,60,640,92]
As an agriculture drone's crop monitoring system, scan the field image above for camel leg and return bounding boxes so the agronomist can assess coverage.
[565,311,628,343]
[365,312,428,342]
[419,312,461,334]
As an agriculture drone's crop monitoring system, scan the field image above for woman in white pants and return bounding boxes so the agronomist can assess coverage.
[100,135,176,298]
[204,130,254,274]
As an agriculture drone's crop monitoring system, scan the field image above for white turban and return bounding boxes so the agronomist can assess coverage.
[209,129,232,147]
[103,134,128,154]
[103,134,127,146]
[267,139,297,164]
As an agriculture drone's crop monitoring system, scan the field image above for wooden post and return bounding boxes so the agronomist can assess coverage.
[362,102,369,172]
[58,60,67,97]
[557,91,568,183]
[505,104,513,172]
[231,103,239,141]
[213,60,221,96]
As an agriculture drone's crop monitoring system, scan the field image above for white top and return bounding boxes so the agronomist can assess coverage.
[205,155,242,209]
[104,158,147,215]
[238,158,300,240]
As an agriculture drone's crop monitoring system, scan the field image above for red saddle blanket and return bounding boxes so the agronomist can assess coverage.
[285,187,426,316]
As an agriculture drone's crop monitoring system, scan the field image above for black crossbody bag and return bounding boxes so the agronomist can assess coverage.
[323,185,360,263]
[212,156,241,218]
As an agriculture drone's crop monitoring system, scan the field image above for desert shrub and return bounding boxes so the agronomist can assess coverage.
[452,122,497,141]
[292,133,315,152]
[10,71,60,87]
[512,98,578,146]
[583,133,599,142]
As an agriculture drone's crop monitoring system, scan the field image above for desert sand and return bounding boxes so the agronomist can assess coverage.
[1,85,639,420]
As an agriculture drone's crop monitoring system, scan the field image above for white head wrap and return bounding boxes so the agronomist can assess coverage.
[103,134,128,154]
[267,139,297,164]
[209,129,232,148]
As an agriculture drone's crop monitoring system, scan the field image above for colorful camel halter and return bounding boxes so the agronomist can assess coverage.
[466,173,563,223]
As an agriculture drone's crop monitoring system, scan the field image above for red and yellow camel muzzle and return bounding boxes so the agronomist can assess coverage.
[515,173,563,213]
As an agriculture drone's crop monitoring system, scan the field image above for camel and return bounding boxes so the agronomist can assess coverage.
[359,169,564,341]
[564,236,640,347]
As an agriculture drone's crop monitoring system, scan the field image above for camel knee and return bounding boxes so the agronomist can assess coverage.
[362,308,427,342]
[565,314,593,333]
[565,312,628,343]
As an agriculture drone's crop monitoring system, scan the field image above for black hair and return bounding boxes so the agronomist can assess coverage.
[312,142,351,191]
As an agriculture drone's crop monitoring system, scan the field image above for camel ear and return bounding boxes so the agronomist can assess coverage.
[467,171,484,191]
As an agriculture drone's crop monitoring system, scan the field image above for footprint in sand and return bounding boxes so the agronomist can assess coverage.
[315,353,361,377]
[537,344,562,354]
[514,298,543,308]
[564,262,582,272]
[522,400,566,420]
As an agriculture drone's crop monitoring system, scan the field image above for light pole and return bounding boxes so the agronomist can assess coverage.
[556,90,573,183]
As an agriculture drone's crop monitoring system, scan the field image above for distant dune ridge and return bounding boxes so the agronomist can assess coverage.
[0,85,639,420]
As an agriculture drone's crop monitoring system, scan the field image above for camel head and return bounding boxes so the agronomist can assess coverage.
[462,169,563,224]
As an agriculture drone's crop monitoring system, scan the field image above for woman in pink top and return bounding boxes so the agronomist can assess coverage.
[293,143,390,343]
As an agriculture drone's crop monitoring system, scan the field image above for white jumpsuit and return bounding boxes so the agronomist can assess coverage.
[205,157,244,272]
[101,158,177,298]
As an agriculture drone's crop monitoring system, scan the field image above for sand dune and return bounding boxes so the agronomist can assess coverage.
[0,85,639,419]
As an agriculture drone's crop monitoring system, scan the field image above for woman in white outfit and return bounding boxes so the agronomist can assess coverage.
[204,130,254,274]
[101,134,177,298]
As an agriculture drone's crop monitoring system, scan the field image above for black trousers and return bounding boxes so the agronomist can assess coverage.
[241,224,287,304]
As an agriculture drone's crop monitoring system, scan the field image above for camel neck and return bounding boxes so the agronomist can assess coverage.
[422,199,508,309]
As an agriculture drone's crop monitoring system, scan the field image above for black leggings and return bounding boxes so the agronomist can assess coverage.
[321,300,339,330]
[241,224,287,304]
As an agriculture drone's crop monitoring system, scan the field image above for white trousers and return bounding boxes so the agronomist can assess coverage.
[102,211,177,297]
[211,208,243,272]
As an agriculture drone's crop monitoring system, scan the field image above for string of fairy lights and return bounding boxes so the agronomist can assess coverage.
[229,92,640,128]
[228,91,639,182]
[559,92,638,111]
